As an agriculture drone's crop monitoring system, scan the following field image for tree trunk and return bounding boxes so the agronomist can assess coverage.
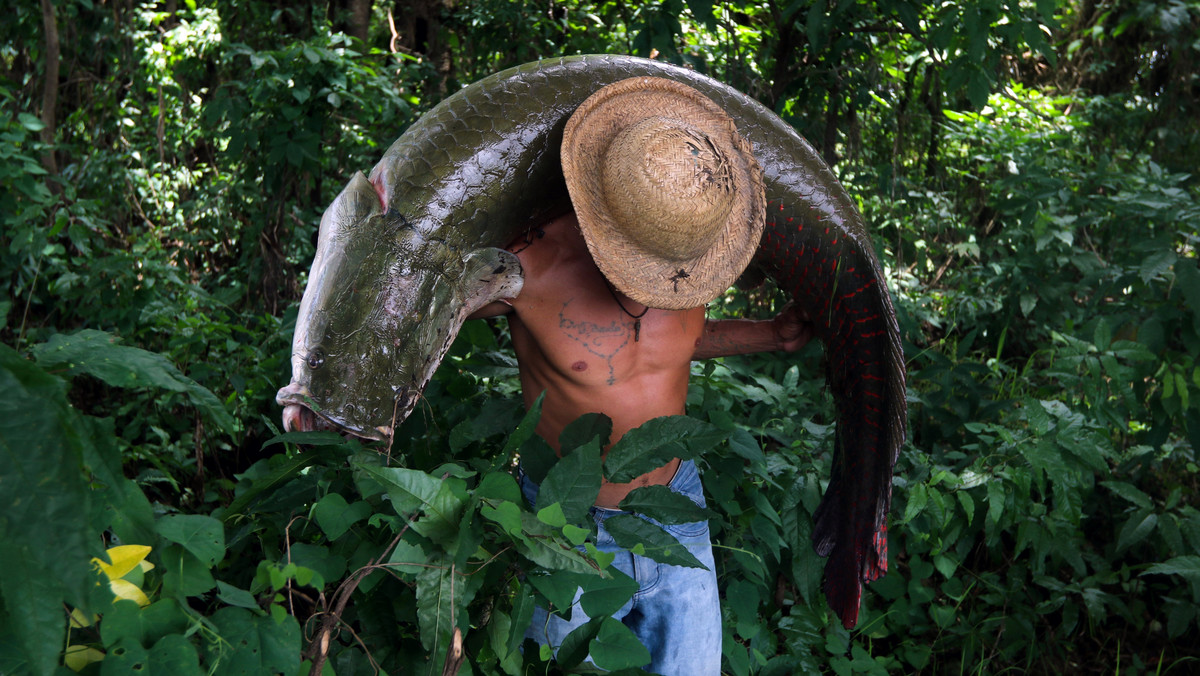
[348,0,371,44]
[39,0,59,177]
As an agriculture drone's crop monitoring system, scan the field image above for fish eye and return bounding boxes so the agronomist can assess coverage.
[307,348,325,370]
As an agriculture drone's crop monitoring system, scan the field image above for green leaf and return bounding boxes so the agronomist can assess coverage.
[604,416,724,483]
[287,543,346,589]
[986,480,1006,529]
[559,412,612,453]
[415,557,481,661]
[727,429,767,468]
[725,578,761,640]
[590,616,652,671]
[261,430,351,448]
[220,450,319,521]
[1175,261,1200,333]
[1139,249,1176,284]
[513,511,604,575]
[100,598,190,650]
[539,441,603,524]
[617,485,709,525]
[528,570,583,614]
[1101,481,1154,510]
[204,606,301,675]
[409,482,467,546]
[148,633,204,675]
[353,462,441,515]
[481,499,525,537]
[1143,555,1200,580]
[0,346,97,674]
[161,545,216,597]
[501,391,545,460]
[519,435,558,486]
[578,569,639,618]
[311,493,371,541]
[475,471,522,504]
[101,637,150,674]
[217,581,262,611]
[0,546,77,676]
[557,617,603,669]
[1116,511,1158,554]
[563,524,590,546]
[537,502,568,528]
[508,585,537,657]
[31,329,236,432]
[17,112,46,131]
[604,515,705,569]
[157,514,225,567]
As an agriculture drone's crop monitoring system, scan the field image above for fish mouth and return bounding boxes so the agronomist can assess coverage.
[275,383,393,442]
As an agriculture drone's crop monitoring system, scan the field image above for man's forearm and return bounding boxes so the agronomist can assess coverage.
[692,318,784,359]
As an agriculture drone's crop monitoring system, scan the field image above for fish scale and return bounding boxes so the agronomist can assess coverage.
[279,54,906,629]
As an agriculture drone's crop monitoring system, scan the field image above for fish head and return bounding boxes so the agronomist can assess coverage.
[276,171,523,441]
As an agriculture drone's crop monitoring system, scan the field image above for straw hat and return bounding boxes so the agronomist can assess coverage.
[561,77,766,310]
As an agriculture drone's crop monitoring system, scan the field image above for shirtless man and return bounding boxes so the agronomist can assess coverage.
[468,78,813,674]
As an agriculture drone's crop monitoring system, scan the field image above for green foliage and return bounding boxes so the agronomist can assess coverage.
[3,0,1200,673]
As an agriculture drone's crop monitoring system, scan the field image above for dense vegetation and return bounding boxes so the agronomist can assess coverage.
[3,0,1199,673]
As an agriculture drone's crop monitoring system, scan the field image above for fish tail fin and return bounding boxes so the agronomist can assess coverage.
[822,543,864,630]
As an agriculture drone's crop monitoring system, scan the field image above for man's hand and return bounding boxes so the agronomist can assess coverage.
[773,302,814,352]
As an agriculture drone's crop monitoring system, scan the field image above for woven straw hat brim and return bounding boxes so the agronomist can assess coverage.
[562,77,766,310]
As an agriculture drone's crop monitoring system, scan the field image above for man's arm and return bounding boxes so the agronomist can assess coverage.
[467,299,514,320]
[692,302,813,359]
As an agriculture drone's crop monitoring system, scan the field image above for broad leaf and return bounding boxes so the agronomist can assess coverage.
[353,461,441,515]
[1143,555,1200,580]
[101,598,191,649]
[475,472,522,503]
[618,485,709,525]
[204,606,301,675]
[514,511,605,576]
[539,440,603,525]
[31,329,236,432]
[508,585,537,657]
[409,481,468,546]
[157,514,225,567]
[415,556,482,664]
[481,499,525,537]
[590,616,652,671]
[528,570,583,614]
[311,493,372,541]
[556,617,604,670]
[559,412,612,453]
[604,515,705,569]
[578,568,639,618]
[148,633,204,675]
[519,434,558,486]
[501,391,545,459]
[604,416,725,483]
[160,545,216,597]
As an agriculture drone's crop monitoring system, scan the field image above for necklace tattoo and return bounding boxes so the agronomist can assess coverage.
[605,281,650,341]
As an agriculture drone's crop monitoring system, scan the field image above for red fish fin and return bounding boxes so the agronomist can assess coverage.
[823,544,863,629]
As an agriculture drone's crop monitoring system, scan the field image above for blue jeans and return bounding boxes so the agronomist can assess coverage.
[520,460,721,675]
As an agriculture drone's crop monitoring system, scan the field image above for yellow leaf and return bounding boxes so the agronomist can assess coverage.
[109,578,150,607]
[68,608,96,628]
[64,645,105,672]
[92,545,152,581]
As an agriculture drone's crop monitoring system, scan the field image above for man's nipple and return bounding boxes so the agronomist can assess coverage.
[571,360,588,372]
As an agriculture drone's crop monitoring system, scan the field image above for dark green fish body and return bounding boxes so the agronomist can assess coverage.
[277,55,906,628]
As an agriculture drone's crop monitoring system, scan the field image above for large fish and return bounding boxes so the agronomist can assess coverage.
[276,55,906,629]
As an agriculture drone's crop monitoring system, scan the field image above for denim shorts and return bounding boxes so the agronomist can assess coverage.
[520,459,721,675]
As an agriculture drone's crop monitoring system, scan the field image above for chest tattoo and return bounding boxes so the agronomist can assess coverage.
[557,300,631,385]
